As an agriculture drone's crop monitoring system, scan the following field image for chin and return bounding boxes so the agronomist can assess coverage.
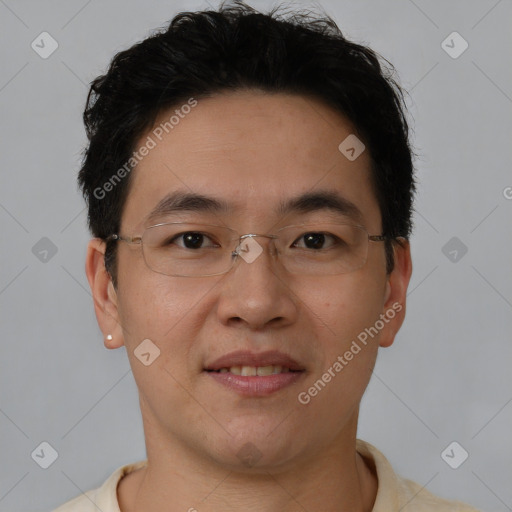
[206,423,304,472]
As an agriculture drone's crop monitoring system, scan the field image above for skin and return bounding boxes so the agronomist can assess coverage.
[86,89,412,512]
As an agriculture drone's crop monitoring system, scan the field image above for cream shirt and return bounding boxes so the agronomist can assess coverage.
[53,440,480,511]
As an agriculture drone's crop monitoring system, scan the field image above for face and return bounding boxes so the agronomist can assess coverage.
[88,89,411,472]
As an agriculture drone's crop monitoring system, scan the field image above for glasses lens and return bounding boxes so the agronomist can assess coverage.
[275,223,369,275]
[139,222,369,277]
[142,223,238,276]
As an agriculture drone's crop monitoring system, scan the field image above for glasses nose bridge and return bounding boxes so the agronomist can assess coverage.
[232,232,280,258]
[240,232,279,245]
[239,232,278,241]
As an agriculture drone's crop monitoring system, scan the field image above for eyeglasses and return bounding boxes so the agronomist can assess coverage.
[106,222,388,277]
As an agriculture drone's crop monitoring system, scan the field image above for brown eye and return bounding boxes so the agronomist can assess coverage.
[170,232,217,249]
[293,232,338,250]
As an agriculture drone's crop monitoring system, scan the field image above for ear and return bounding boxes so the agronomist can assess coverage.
[379,239,413,348]
[85,238,125,349]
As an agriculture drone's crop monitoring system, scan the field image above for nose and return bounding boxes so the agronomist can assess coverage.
[216,234,299,330]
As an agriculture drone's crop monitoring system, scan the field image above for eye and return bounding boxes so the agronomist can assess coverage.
[169,232,218,249]
[293,232,340,250]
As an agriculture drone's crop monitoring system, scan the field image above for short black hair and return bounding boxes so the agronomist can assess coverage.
[78,0,416,286]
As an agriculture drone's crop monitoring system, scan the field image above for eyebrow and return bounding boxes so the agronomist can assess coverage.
[146,189,364,224]
[146,191,231,224]
[277,190,364,224]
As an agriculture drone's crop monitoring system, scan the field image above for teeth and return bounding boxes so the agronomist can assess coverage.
[257,365,274,376]
[230,366,242,375]
[241,366,257,376]
[216,365,293,375]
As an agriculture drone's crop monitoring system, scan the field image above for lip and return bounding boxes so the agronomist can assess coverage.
[203,350,306,397]
[204,349,304,372]
[206,371,305,396]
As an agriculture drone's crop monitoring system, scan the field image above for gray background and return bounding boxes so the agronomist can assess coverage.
[0,0,511,511]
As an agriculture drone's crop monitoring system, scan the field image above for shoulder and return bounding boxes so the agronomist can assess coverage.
[52,489,99,512]
[51,460,148,512]
[397,477,479,512]
[396,475,481,511]
[356,439,481,512]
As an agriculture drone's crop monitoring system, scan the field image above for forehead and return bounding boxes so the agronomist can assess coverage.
[122,90,381,231]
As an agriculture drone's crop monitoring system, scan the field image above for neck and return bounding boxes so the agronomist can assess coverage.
[119,410,377,512]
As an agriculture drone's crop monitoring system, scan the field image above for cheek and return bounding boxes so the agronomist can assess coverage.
[115,279,202,410]
[115,281,194,384]
[116,255,205,337]
[296,281,382,415]
[295,274,385,408]
[115,269,222,382]
[300,274,385,344]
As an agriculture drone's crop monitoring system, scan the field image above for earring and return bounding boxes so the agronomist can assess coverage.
[106,334,113,341]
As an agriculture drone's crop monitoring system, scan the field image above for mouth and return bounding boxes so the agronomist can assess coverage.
[204,349,305,373]
[203,350,306,396]
[205,365,303,376]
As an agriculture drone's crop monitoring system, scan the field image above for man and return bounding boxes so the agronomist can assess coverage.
[54,1,479,510]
